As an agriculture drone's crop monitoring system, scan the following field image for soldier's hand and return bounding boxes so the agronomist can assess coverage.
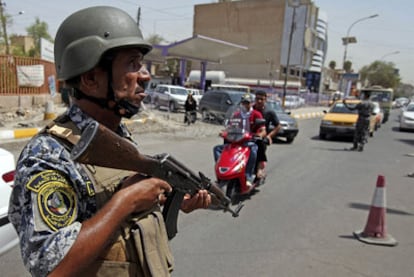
[120,174,172,213]
[180,190,211,213]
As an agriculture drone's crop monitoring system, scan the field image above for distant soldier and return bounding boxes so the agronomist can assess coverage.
[343,94,374,151]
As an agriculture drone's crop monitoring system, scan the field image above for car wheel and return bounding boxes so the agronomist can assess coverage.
[169,102,176,112]
[154,98,160,109]
[286,135,295,143]
[319,133,326,140]
[201,109,209,121]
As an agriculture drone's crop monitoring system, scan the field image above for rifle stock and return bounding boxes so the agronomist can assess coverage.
[71,121,242,239]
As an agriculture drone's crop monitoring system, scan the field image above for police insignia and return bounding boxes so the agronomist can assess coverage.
[27,170,77,231]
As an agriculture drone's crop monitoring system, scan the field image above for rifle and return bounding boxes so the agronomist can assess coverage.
[71,121,243,239]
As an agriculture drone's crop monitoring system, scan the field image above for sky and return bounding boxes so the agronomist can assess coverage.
[5,0,414,85]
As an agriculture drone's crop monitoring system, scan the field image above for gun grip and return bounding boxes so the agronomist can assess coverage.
[162,190,185,240]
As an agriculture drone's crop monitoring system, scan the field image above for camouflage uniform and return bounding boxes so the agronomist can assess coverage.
[344,100,374,151]
[8,105,133,276]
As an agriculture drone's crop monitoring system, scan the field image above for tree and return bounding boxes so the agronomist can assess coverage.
[343,60,352,73]
[329,60,336,70]
[359,61,400,89]
[146,34,166,45]
[26,17,53,58]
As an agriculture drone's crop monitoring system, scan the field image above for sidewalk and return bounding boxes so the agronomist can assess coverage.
[0,105,327,141]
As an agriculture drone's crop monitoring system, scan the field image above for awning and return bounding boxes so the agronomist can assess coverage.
[148,34,248,63]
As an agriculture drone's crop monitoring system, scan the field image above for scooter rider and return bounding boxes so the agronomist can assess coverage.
[213,93,265,193]
[253,90,281,179]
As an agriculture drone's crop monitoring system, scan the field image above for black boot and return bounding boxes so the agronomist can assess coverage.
[358,144,364,151]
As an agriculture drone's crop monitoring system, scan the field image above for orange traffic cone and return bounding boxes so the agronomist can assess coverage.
[353,175,398,246]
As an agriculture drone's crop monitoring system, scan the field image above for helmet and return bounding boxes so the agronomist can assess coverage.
[54,6,152,81]
[241,93,253,103]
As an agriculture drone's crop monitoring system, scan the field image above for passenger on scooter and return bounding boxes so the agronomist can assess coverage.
[213,93,265,191]
[253,90,281,179]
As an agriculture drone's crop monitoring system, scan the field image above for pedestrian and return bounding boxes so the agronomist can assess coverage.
[184,92,197,124]
[252,90,281,179]
[8,6,210,276]
[343,93,374,151]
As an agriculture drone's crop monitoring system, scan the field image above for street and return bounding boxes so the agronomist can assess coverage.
[1,109,413,277]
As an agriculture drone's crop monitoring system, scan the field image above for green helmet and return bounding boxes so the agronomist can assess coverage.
[54,6,152,81]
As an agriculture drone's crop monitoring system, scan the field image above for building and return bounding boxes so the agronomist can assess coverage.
[193,0,328,93]
[9,35,35,54]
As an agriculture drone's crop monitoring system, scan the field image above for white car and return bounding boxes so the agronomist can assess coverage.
[284,95,301,109]
[400,102,414,131]
[152,84,188,112]
[0,147,18,256]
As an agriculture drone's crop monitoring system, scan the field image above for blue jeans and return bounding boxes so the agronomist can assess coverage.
[213,141,258,182]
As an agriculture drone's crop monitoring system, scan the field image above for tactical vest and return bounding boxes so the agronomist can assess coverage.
[46,116,174,276]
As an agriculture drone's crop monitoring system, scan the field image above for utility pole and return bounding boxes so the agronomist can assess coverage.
[136,6,141,27]
[0,1,10,55]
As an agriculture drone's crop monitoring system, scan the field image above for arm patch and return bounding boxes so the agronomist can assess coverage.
[27,170,78,231]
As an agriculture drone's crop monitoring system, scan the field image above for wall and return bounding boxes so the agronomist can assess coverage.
[194,0,286,79]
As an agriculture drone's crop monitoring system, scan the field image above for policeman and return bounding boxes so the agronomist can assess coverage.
[343,93,374,152]
[8,6,210,276]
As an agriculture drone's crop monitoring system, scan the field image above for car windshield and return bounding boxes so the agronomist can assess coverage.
[228,92,245,103]
[331,102,358,114]
[171,88,188,95]
[267,101,284,113]
[406,104,414,112]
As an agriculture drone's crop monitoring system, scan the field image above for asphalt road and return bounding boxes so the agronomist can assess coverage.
[1,109,413,277]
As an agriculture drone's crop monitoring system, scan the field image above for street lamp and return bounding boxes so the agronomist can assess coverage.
[282,0,301,108]
[341,14,379,70]
[380,50,399,61]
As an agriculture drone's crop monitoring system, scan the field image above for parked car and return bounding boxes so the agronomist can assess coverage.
[0,147,18,256]
[142,87,156,104]
[198,89,246,123]
[399,102,414,131]
[284,95,301,109]
[372,101,384,130]
[392,97,409,109]
[319,100,376,140]
[152,84,188,112]
[266,100,299,143]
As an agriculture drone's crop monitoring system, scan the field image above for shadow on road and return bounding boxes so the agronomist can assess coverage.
[348,202,414,216]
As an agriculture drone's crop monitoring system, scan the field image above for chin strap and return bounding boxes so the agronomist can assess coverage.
[70,87,139,119]
[69,88,110,109]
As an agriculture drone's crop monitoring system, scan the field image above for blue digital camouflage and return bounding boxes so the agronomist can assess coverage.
[7,104,132,276]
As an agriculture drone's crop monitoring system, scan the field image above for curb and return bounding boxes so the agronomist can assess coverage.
[0,119,149,141]
[291,111,324,119]
[0,127,43,140]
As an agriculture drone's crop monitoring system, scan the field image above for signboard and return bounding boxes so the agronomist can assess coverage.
[40,38,54,62]
[16,65,45,87]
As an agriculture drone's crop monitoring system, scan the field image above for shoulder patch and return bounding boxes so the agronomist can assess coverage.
[27,170,78,231]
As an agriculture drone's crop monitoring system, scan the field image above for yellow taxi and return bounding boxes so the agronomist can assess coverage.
[319,99,376,140]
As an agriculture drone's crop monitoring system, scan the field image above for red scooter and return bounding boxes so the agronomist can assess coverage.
[214,110,266,202]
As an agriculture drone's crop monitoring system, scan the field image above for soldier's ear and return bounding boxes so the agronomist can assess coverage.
[79,68,104,94]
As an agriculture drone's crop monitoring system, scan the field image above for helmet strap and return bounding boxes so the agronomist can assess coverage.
[70,88,109,109]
